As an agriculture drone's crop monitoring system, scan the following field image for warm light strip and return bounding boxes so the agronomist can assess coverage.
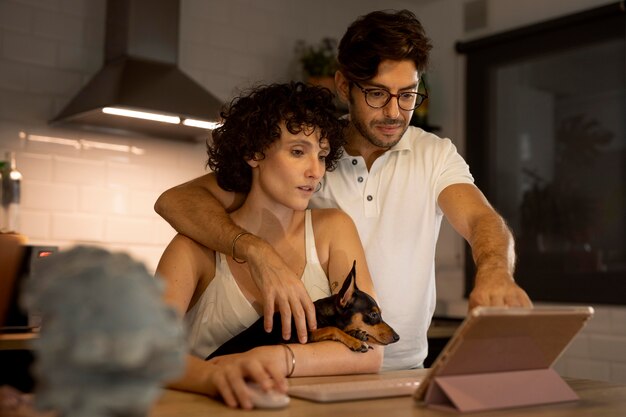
[22,132,145,155]
[80,140,145,155]
[102,107,181,124]
[26,134,81,149]
[182,118,222,130]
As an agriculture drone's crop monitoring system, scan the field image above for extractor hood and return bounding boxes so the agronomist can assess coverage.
[50,0,223,141]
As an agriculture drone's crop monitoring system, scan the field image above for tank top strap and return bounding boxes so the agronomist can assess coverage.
[304,209,321,266]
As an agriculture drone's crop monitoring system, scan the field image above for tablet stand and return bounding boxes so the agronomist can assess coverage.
[424,368,579,412]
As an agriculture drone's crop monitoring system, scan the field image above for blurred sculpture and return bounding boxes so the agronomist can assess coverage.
[21,246,185,417]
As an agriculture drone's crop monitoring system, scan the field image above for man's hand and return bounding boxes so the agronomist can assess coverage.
[468,269,533,311]
[247,241,317,343]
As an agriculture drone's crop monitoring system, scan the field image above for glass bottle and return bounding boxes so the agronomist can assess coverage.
[1,152,22,232]
[0,159,4,230]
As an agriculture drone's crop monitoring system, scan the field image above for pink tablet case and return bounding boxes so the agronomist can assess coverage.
[417,307,593,413]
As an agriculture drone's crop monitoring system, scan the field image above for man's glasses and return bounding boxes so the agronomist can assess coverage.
[353,81,428,111]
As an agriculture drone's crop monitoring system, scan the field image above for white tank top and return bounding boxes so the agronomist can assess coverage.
[184,210,331,358]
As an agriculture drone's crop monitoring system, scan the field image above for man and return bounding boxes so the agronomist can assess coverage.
[155,9,531,370]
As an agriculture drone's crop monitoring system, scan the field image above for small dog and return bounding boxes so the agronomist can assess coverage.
[207,261,399,359]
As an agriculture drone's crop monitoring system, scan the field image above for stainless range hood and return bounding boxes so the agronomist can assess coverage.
[50,0,223,141]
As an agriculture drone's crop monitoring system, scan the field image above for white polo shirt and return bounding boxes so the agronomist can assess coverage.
[310,126,474,370]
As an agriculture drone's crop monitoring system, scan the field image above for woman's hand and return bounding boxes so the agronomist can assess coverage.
[205,346,288,409]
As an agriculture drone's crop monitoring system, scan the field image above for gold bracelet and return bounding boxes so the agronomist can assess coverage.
[281,344,296,377]
[231,231,250,264]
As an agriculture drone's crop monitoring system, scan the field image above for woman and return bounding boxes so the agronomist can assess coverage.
[156,82,382,409]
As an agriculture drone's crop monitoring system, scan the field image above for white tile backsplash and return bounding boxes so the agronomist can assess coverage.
[589,335,626,364]
[79,185,129,215]
[52,212,104,241]
[0,0,33,33]
[611,308,626,336]
[32,8,83,42]
[612,363,626,384]
[0,61,30,92]
[22,181,78,211]
[17,152,53,180]
[54,155,106,185]
[18,210,50,239]
[559,357,611,382]
[3,31,57,67]
[107,161,154,188]
[28,65,83,95]
[57,42,102,72]
[105,216,155,244]
[562,333,590,358]
[0,90,54,122]
[129,189,160,217]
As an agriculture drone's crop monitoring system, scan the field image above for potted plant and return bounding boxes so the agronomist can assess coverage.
[295,37,338,92]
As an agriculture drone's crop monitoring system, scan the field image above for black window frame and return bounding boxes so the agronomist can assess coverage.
[456,2,626,305]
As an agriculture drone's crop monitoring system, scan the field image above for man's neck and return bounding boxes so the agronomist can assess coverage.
[344,124,391,171]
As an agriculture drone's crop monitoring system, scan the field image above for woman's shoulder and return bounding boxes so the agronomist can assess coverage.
[310,207,354,225]
[162,233,216,271]
[169,233,213,253]
[309,208,358,242]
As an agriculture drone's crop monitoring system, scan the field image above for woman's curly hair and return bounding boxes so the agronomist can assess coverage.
[207,82,345,194]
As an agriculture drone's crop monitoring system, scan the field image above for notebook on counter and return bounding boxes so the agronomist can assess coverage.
[288,306,593,409]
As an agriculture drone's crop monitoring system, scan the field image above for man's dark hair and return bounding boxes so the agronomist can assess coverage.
[337,9,432,82]
[207,82,345,194]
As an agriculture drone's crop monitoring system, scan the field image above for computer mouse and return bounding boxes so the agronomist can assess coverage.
[245,382,290,409]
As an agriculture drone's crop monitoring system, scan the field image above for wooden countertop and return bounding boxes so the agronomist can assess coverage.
[148,371,626,417]
[0,332,37,351]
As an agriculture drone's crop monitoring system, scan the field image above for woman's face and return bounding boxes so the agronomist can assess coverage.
[249,123,330,211]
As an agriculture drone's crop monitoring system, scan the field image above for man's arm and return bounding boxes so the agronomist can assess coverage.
[438,183,532,311]
[154,173,317,342]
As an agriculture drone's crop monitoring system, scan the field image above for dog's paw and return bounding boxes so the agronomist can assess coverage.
[349,340,370,353]
[347,329,368,341]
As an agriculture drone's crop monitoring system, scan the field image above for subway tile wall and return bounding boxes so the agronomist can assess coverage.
[2,121,207,272]
[1,0,625,384]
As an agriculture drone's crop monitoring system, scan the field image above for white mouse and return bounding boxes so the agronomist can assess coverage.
[245,382,290,409]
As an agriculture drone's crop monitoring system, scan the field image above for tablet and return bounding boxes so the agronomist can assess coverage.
[413,306,594,403]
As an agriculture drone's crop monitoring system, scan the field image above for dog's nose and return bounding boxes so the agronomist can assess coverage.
[392,332,400,342]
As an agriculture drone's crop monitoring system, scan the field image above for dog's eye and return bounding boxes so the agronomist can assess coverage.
[369,312,380,321]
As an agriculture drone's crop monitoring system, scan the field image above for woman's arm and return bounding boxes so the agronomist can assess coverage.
[314,208,378,299]
[156,235,289,409]
[155,173,317,342]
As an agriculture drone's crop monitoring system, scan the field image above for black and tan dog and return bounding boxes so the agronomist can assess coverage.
[207,261,399,359]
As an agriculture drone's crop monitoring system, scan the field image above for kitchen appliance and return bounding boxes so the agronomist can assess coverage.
[50,0,223,141]
[2,244,57,332]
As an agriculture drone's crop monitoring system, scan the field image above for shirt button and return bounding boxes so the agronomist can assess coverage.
[357,176,364,183]
[367,195,373,201]
[352,159,358,165]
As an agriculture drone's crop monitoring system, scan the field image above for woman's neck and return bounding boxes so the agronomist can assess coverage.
[231,194,304,243]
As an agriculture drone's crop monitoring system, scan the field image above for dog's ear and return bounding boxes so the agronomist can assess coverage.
[338,260,357,308]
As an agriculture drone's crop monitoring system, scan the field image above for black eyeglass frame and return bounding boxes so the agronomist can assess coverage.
[352,81,428,111]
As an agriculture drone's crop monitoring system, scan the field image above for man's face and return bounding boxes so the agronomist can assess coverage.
[347,60,420,149]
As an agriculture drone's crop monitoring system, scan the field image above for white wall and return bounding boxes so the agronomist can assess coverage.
[1,0,624,383]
